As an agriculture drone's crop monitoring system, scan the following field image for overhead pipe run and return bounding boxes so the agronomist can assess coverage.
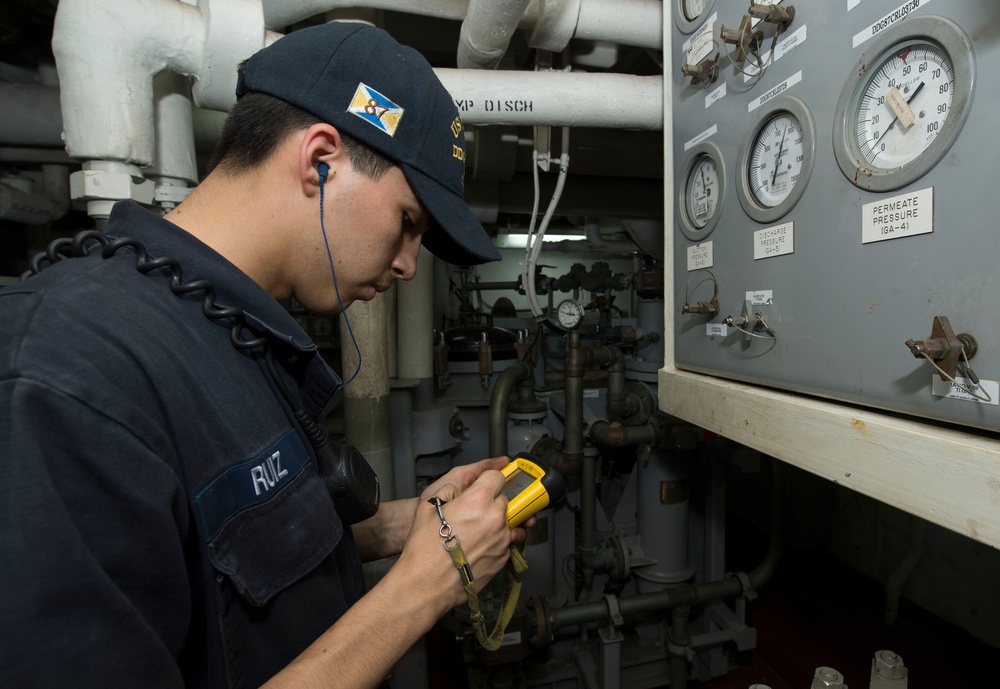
[261,0,661,52]
[457,0,533,70]
[437,70,662,130]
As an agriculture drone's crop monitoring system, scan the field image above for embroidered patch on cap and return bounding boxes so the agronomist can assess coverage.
[347,82,404,137]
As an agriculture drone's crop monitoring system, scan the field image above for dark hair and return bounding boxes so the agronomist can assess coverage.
[207,91,395,180]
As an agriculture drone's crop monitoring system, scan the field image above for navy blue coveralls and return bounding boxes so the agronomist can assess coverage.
[0,201,367,688]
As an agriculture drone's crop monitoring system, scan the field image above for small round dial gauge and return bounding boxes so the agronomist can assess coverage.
[736,96,816,224]
[555,299,584,330]
[747,112,805,209]
[682,0,708,22]
[686,155,720,229]
[834,16,975,192]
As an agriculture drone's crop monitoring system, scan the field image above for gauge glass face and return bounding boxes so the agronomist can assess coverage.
[747,112,804,209]
[683,0,707,21]
[686,155,720,228]
[855,42,954,171]
[556,300,584,329]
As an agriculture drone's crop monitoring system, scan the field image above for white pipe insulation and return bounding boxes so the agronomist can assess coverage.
[437,70,662,129]
[261,0,661,52]
[51,0,265,167]
[457,0,534,70]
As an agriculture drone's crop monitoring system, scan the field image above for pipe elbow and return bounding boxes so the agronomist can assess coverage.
[52,0,205,166]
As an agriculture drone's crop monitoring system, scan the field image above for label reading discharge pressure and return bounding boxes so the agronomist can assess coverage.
[754,222,794,259]
[861,187,933,243]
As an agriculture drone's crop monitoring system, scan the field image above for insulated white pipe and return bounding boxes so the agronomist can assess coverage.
[149,71,198,187]
[457,0,533,70]
[52,0,266,167]
[437,70,662,129]
[262,0,470,29]
[575,0,661,50]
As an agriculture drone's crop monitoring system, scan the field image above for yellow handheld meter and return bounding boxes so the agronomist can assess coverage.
[500,455,566,529]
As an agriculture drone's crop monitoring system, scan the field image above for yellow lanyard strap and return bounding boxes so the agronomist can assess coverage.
[429,497,529,651]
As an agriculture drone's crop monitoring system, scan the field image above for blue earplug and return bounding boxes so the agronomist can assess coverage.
[317,161,329,184]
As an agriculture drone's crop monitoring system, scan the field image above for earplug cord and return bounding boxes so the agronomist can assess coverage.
[317,163,362,391]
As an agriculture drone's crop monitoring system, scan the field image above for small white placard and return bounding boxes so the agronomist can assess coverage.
[687,242,714,271]
[853,0,933,49]
[744,24,807,81]
[684,125,718,151]
[861,187,933,244]
[684,21,716,65]
[749,71,802,112]
[754,221,794,259]
[683,13,718,57]
[745,289,773,305]
[583,389,601,399]
[931,376,999,405]
[705,82,726,109]
[706,323,729,337]
[500,631,523,647]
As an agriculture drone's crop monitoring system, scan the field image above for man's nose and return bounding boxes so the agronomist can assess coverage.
[392,239,421,281]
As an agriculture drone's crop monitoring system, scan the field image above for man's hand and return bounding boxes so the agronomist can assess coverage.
[419,456,509,501]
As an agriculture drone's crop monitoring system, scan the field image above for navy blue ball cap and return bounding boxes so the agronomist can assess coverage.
[237,22,500,265]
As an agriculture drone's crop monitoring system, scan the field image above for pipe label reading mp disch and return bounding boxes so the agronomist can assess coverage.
[861,187,933,244]
[931,376,999,405]
[686,241,714,271]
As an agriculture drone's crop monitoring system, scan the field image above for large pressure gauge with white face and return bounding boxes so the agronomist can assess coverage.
[834,16,975,192]
[736,96,816,223]
[678,142,726,241]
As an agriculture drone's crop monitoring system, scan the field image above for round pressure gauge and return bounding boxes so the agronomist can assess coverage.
[834,16,974,192]
[736,96,816,223]
[682,0,708,21]
[555,299,584,330]
[678,142,726,241]
[675,0,714,34]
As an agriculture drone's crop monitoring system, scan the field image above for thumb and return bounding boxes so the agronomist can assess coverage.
[430,483,460,504]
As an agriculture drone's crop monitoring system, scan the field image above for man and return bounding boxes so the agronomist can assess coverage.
[0,22,521,688]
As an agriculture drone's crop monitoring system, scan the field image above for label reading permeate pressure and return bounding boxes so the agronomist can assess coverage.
[931,376,999,405]
[861,187,933,244]
[706,323,729,337]
[754,222,794,259]
[684,125,717,151]
[687,242,714,270]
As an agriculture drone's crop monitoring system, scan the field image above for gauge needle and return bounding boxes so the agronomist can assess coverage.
[771,124,787,186]
[873,81,925,151]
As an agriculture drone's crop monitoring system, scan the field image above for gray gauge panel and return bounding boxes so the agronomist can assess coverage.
[671,5,996,431]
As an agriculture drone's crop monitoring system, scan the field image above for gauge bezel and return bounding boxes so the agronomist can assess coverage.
[554,299,584,330]
[678,142,726,241]
[736,96,816,224]
[675,0,715,35]
[833,16,975,193]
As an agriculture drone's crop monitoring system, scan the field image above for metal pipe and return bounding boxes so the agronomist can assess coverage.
[437,70,662,130]
[580,448,598,588]
[668,605,691,689]
[885,517,926,626]
[548,458,783,630]
[397,247,435,381]
[340,295,395,500]
[563,330,584,473]
[589,419,662,447]
[457,0,533,69]
[488,361,533,457]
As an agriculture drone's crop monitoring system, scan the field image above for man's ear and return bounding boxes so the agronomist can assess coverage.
[299,123,348,196]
